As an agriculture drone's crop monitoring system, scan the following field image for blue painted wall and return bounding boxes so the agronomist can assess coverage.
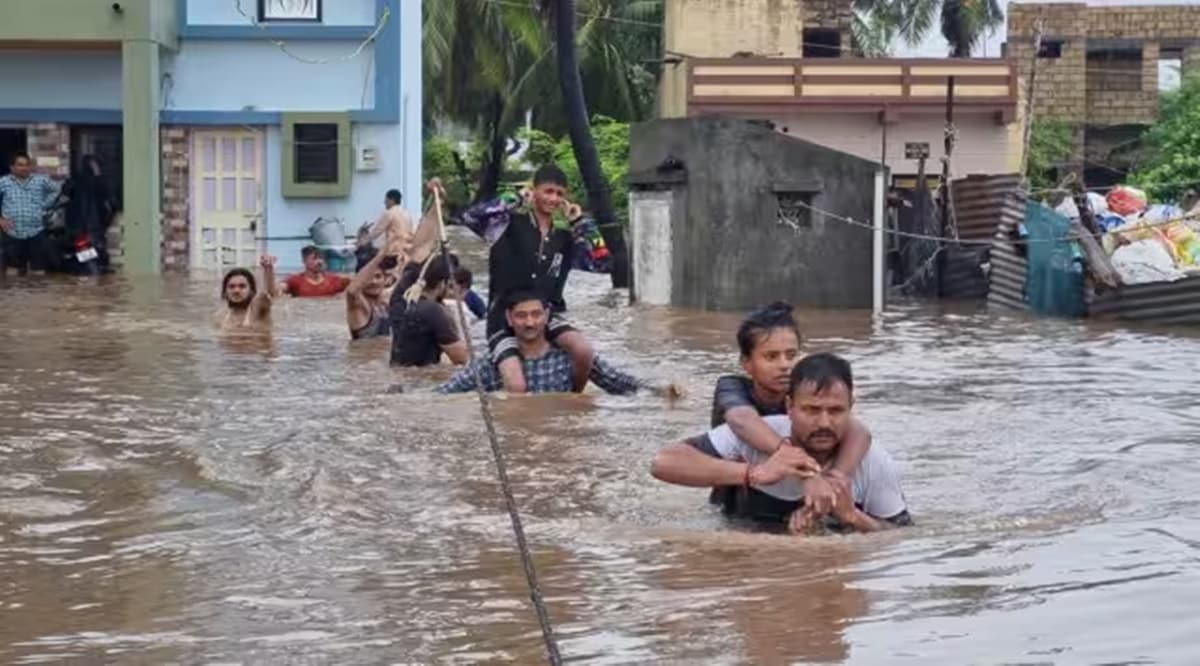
[186,0,376,26]
[0,51,121,109]
[165,42,376,112]
[264,124,409,269]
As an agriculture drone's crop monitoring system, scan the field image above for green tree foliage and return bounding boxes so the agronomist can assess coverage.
[551,117,631,223]
[1130,74,1200,202]
[1025,120,1075,192]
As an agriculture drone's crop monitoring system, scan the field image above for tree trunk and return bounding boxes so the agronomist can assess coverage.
[552,0,630,289]
[475,93,507,203]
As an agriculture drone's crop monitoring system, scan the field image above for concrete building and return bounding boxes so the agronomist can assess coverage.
[657,0,1019,185]
[1006,3,1200,186]
[628,118,886,310]
[0,0,421,273]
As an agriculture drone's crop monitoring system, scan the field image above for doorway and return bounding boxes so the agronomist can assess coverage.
[71,125,123,210]
[0,128,28,176]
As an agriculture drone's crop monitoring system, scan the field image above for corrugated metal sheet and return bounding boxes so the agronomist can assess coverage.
[943,174,1029,307]
[988,223,1029,311]
[951,173,1026,242]
[1089,276,1200,326]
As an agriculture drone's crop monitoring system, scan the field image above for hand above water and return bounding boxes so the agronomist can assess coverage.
[747,445,821,486]
[803,473,846,515]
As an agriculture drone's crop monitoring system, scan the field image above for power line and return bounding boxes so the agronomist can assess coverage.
[231,0,390,64]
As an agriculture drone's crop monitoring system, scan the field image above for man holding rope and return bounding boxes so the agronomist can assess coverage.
[432,165,596,394]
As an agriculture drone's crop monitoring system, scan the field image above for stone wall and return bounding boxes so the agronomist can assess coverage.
[1009,3,1200,128]
[160,126,190,272]
[26,123,70,179]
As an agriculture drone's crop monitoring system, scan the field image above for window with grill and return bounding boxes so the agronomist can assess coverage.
[776,192,814,231]
[281,112,351,198]
[294,123,339,184]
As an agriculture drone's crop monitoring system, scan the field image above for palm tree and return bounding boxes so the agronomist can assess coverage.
[423,0,557,201]
[542,0,632,288]
[855,0,1003,57]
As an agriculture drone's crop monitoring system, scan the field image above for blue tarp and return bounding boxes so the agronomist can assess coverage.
[1022,200,1086,317]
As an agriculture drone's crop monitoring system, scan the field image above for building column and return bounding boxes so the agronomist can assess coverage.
[399,0,422,219]
[121,39,161,274]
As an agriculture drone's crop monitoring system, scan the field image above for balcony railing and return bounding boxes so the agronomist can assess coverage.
[687,58,1017,122]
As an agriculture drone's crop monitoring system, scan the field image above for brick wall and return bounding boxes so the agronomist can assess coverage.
[160,126,190,272]
[1010,39,1087,124]
[26,123,70,180]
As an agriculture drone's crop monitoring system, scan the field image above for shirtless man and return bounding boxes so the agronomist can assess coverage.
[357,189,413,271]
[215,255,276,334]
[346,238,401,340]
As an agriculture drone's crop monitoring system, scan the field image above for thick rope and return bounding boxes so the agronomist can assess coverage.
[428,189,563,666]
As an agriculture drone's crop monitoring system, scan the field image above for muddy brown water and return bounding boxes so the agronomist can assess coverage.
[2,238,1200,664]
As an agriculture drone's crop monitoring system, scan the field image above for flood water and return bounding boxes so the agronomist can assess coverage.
[3,235,1200,664]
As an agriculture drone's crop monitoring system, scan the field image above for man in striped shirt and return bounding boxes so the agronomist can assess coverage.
[0,152,59,276]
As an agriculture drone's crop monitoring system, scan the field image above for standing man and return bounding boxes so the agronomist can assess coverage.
[448,165,596,393]
[0,152,59,276]
[281,245,351,297]
[357,188,413,271]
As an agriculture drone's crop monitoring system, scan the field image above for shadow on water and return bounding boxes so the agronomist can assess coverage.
[2,253,1200,663]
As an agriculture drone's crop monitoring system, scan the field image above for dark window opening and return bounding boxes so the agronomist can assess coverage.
[776,192,814,230]
[803,29,841,58]
[0,128,28,178]
[1086,49,1143,92]
[1038,40,1064,59]
[294,123,339,184]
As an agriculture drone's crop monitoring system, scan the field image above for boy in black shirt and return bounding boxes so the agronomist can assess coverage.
[447,165,595,393]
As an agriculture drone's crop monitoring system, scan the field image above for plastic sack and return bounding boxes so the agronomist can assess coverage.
[1110,239,1187,284]
[1106,186,1148,216]
[1087,192,1109,216]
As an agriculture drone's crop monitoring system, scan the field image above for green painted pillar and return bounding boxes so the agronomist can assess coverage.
[121,39,161,274]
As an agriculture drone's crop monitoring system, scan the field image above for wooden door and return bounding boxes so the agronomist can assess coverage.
[191,130,264,271]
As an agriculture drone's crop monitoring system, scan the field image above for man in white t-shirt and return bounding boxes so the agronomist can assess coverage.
[652,353,911,534]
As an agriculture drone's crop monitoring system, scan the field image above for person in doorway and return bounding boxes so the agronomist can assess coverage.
[282,245,351,297]
[652,353,911,534]
[61,155,116,273]
[443,165,595,394]
[357,188,413,271]
[215,255,277,334]
[0,152,59,276]
[389,254,469,366]
[436,292,682,397]
[346,238,402,340]
[710,302,875,517]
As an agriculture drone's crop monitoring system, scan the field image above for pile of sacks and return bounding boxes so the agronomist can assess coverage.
[1054,186,1200,285]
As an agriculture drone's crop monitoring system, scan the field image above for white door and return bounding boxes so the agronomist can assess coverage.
[191,130,264,271]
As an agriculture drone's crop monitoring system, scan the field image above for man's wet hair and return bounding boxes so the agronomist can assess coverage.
[380,255,398,271]
[300,245,320,260]
[532,164,568,188]
[789,353,853,398]
[222,267,257,298]
[385,188,402,205]
[453,267,473,289]
[11,151,30,165]
[423,255,451,288]
[506,290,545,311]
[736,301,802,357]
